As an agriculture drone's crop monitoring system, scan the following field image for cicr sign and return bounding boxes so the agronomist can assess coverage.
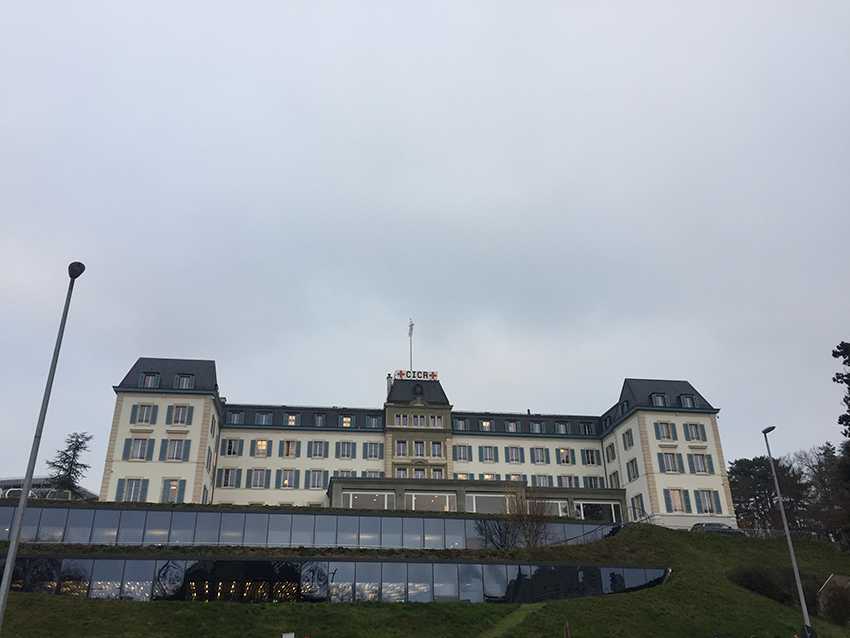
[394,370,438,381]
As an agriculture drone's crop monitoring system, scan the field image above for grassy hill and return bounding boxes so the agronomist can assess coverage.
[5,524,850,638]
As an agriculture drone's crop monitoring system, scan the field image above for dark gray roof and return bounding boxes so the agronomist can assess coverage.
[386,379,450,406]
[618,378,714,411]
[223,404,383,431]
[115,357,218,394]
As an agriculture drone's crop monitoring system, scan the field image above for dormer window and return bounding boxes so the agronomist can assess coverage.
[455,419,467,431]
[140,372,160,389]
[314,414,326,428]
[555,423,566,434]
[228,411,244,425]
[530,422,542,434]
[680,395,695,408]
[480,420,492,432]
[255,412,272,426]
[341,415,352,428]
[582,423,595,435]
[651,393,667,407]
[620,401,629,415]
[175,374,194,390]
[506,421,517,433]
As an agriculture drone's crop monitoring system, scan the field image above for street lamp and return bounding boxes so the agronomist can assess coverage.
[761,425,816,638]
[0,262,85,634]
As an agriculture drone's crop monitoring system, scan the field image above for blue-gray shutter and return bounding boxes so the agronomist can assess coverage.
[687,454,695,474]
[115,479,125,501]
[150,406,158,425]
[216,469,223,487]
[504,446,510,462]
[293,470,300,488]
[478,446,483,462]
[706,455,715,474]
[493,447,499,462]
[671,424,678,441]
[237,440,244,456]
[122,439,132,460]
[712,491,722,514]
[140,479,149,501]
[700,424,707,441]
[220,439,227,455]
[177,480,186,503]
[363,442,369,458]
[350,443,356,459]
[520,448,526,463]
[304,470,311,488]
[466,445,472,460]
[146,439,155,461]
[544,448,551,464]
[160,480,169,503]
[307,441,314,458]
[264,469,271,488]
[182,440,191,462]
[683,425,691,441]
[453,473,458,480]
[569,449,575,465]
[166,406,174,425]
[556,448,562,464]
[654,423,661,439]
[495,474,501,481]
[129,405,138,424]
[695,492,704,513]
[279,441,285,457]
[275,469,282,489]
[159,440,168,461]
[683,490,692,513]
[453,446,459,461]
[335,442,341,458]
[522,474,528,484]
[322,470,329,489]
[187,406,194,425]
[324,441,330,457]
[663,489,672,512]
[234,469,242,489]
[295,441,301,457]
[676,454,685,473]
[250,440,257,457]
[478,474,485,480]
[379,443,384,459]
[245,469,254,489]
[657,453,666,473]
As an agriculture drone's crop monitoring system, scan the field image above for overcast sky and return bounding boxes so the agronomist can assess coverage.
[1,2,848,493]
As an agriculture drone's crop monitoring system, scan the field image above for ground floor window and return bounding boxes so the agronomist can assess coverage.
[342,491,396,511]
[574,501,622,523]
[404,493,457,512]
[529,500,569,517]
[122,479,146,503]
[464,493,508,514]
[694,489,722,514]
[629,494,645,520]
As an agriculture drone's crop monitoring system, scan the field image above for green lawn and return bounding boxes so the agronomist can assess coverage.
[5,525,850,638]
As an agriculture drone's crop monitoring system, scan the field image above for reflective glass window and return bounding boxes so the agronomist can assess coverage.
[564,523,585,545]
[465,520,485,549]
[544,523,566,545]
[291,514,314,547]
[219,513,245,545]
[59,559,93,597]
[36,508,67,542]
[301,561,329,602]
[244,513,269,547]
[152,560,187,600]
[270,561,301,602]
[423,518,444,549]
[381,517,402,548]
[444,519,466,550]
[314,516,336,547]
[623,568,646,590]
[483,564,508,601]
[117,510,146,545]
[433,563,458,601]
[143,511,171,545]
[26,558,60,594]
[64,509,94,544]
[358,516,380,548]
[194,512,221,545]
[336,516,358,547]
[21,507,42,542]
[459,564,483,602]
[90,509,120,545]
[577,566,603,596]
[328,562,355,603]
[0,557,25,591]
[354,562,380,602]
[121,560,154,601]
[89,560,124,599]
[403,518,423,549]
[645,568,667,586]
[267,514,292,547]
[169,512,196,545]
[0,507,12,541]
[381,562,406,602]
[407,563,433,603]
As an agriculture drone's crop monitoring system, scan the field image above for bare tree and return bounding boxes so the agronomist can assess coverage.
[475,490,555,549]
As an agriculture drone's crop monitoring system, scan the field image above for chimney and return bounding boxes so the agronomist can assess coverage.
[527,409,531,415]
[386,374,393,398]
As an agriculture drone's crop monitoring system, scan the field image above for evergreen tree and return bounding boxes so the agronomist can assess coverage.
[832,341,850,437]
[728,455,810,530]
[46,432,93,494]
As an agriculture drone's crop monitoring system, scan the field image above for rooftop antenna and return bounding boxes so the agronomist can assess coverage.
[408,318,414,371]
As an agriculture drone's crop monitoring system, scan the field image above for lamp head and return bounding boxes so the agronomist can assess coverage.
[68,262,86,279]
[762,426,776,435]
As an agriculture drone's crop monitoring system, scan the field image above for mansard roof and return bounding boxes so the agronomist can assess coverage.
[115,357,218,394]
[385,379,450,406]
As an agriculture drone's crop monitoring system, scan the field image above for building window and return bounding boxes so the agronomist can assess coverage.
[480,420,492,432]
[455,419,467,431]
[455,473,471,480]
[431,441,442,457]
[431,468,444,480]
[481,473,497,481]
[141,373,160,389]
[280,470,296,488]
[394,414,401,426]
[166,439,185,461]
[651,393,667,407]
[223,439,241,456]
[557,448,574,464]
[364,443,382,460]
[202,485,208,504]
[314,414,326,428]
[660,453,682,473]
[685,423,707,441]
[281,441,298,458]
[555,423,566,434]
[228,412,244,425]
[630,494,646,520]
[254,440,270,457]
[342,415,352,428]
[172,405,190,425]
[481,446,496,462]
[414,441,425,457]
[362,471,383,479]
[506,421,517,433]
[619,400,629,415]
[580,449,602,466]
[530,422,541,434]
[369,415,381,428]
[338,442,355,459]
[123,479,146,502]
[582,423,595,435]
[396,467,408,479]
[287,414,297,426]
[689,453,712,474]
[221,469,238,488]
[506,447,522,463]
[413,468,426,480]
[695,490,721,514]
[175,374,194,389]
[308,471,324,489]
[210,415,216,436]
[557,475,580,488]
[530,447,548,464]
[531,475,551,487]
[666,488,688,512]
[608,471,620,489]
[395,440,407,457]
[308,441,328,458]
[335,470,357,478]
[251,470,267,489]
[136,405,155,424]
[627,458,640,482]
[655,422,677,441]
[454,445,471,462]
[622,429,634,450]
[129,438,150,460]
[436,415,443,428]
[206,447,212,471]
[464,493,509,514]
[680,395,695,408]
[506,473,524,482]
[605,443,616,462]
[583,476,604,489]
[343,491,395,510]
[252,412,270,426]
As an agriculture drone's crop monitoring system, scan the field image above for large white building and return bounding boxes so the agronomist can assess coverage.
[99,358,736,529]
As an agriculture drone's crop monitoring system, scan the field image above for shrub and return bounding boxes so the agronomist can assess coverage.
[821,585,850,626]
[728,566,819,614]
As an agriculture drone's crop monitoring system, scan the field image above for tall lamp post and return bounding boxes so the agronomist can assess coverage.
[761,426,816,638]
[0,262,85,634]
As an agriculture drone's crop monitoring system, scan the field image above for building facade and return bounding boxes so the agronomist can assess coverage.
[99,358,736,529]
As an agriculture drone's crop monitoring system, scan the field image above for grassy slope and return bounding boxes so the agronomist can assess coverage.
[5,525,850,638]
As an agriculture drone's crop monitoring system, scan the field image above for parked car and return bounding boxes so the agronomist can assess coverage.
[691,522,744,536]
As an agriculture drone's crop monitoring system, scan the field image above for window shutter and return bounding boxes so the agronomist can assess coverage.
[570,449,575,465]
[115,479,125,501]
[322,470,329,489]
[683,490,692,513]
[216,469,223,487]
[687,454,695,474]
[478,474,485,480]
[478,446,483,462]
[544,448,551,464]
[495,474,501,481]
[520,448,526,463]
[663,489,672,513]
[307,441,314,458]
[706,455,715,475]
[276,469,283,489]
[493,447,499,462]
[712,491,722,514]
[293,470,300,488]
[220,439,227,455]
[122,438,132,460]
[159,440,168,461]
[695,492,703,513]
[522,474,528,484]
[278,441,284,457]
[671,424,678,441]
[556,449,562,465]
[503,446,509,462]
[295,441,301,457]
[177,480,186,503]
[130,405,138,424]
[182,440,191,461]
[140,479,149,501]
[335,442,341,458]
[150,406,158,425]
[237,440,244,456]
[657,453,666,473]
[187,406,194,425]
[166,406,174,425]
[676,454,685,473]
[700,424,707,441]
[234,469,242,489]
[304,470,311,488]
[363,442,368,458]
[264,469,271,488]
[250,440,257,457]
[379,443,384,459]
[146,439,155,461]
[245,469,254,489]
[453,446,458,461]
[654,423,661,439]
[160,480,169,503]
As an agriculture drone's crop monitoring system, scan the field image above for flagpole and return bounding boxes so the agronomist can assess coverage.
[408,319,414,370]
